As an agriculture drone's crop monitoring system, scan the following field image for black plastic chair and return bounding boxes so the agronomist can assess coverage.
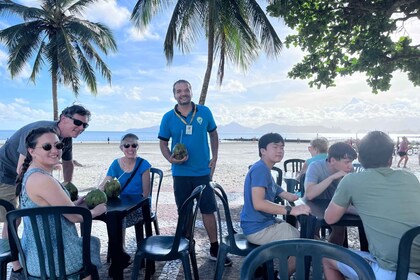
[353,163,365,173]
[0,199,15,280]
[6,206,98,280]
[131,185,204,280]
[240,239,376,280]
[283,159,305,173]
[211,182,259,280]
[134,167,163,240]
[396,226,420,280]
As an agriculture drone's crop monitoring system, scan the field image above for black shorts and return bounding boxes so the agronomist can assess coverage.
[173,175,217,214]
[398,151,407,157]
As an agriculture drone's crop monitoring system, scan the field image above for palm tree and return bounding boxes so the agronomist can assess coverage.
[0,0,117,120]
[131,0,282,105]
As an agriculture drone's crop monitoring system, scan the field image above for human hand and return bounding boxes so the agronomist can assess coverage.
[283,192,299,202]
[170,154,188,164]
[91,203,107,217]
[74,195,86,206]
[291,204,311,216]
[331,170,348,180]
[209,158,217,180]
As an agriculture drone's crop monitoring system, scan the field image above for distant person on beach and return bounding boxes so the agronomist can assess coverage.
[304,142,357,245]
[99,133,151,262]
[297,137,329,179]
[15,127,105,279]
[397,136,409,168]
[107,137,110,144]
[240,133,311,275]
[0,104,90,277]
[323,131,420,280]
[158,79,232,266]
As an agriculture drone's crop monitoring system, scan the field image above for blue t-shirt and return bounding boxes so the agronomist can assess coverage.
[106,157,151,196]
[240,160,284,235]
[158,103,217,177]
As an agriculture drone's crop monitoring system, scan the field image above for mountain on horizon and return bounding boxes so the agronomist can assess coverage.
[126,122,350,135]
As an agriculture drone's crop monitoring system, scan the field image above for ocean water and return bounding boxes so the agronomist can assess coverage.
[1,129,419,144]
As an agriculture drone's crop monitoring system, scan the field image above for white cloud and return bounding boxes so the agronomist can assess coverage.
[125,26,160,42]
[82,0,131,29]
[14,98,29,104]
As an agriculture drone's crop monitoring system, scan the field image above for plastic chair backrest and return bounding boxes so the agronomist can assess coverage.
[150,167,163,215]
[0,199,15,280]
[211,182,238,237]
[6,206,96,280]
[299,173,306,197]
[271,166,283,186]
[283,159,305,173]
[353,163,365,173]
[171,185,204,255]
[396,226,420,280]
[240,239,375,280]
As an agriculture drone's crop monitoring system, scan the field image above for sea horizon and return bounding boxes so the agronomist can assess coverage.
[1,129,419,144]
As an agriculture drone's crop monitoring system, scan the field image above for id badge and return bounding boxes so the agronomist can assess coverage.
[186,125,193,135]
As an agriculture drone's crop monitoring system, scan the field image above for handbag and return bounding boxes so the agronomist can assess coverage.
[120,158,144,193]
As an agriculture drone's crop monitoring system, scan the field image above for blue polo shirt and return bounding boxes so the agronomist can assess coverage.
[158,103,217,177]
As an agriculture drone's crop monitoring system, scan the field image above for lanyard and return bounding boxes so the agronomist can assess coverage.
[173,104,197,125]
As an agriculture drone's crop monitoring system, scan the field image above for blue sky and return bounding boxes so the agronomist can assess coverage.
[0,0,419,133]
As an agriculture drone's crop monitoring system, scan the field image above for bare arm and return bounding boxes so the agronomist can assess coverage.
[98,175,113,190]
[142,168,151,197]
[209,129,219,180]
[26,173,106,222]
[324,201,347,224]
[62,160,74,182]
[305,170,347,200]
[252,187,310,216]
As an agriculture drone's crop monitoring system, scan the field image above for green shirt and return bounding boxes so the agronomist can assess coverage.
[332,167,420,271]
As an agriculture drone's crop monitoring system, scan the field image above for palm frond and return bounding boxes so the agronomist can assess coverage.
[0,0,45,21]
[245,0,282,57]
[74,42,97,93]
[131,0,172,27]
[30,41,46,82]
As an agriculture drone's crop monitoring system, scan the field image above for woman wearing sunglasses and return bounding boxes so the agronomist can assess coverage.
[99,133,151,261]
[15,127,106,279]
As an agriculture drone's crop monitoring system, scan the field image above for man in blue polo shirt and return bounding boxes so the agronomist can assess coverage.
[158,79,232,266]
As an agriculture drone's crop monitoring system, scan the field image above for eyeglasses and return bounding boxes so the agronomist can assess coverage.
[36,142,64,151]
[123,143,138,149]
[67,115,89,129]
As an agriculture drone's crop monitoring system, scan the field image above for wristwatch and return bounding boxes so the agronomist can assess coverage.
[285,205,292,215]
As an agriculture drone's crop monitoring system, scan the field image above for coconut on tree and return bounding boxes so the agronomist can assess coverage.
[0,0,117,120]
[131,0,282,105]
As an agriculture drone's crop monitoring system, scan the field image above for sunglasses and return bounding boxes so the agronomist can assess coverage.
[123,143,138,149]
[36,142,65,151]
[67,115,89,129]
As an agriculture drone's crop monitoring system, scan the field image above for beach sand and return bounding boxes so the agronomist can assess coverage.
[5,141,420,279]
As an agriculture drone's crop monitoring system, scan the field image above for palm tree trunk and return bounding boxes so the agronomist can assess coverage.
[199,1,216,105]
[52,71,58,120]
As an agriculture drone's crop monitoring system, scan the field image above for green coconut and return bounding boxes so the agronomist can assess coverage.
[85,189,108,209]
[63,182,78,201]
[104,178,121,198]
[173,143,188,160]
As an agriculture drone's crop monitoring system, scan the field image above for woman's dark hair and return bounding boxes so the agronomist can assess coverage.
[358,131,394,169]
[15,127,59,196]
